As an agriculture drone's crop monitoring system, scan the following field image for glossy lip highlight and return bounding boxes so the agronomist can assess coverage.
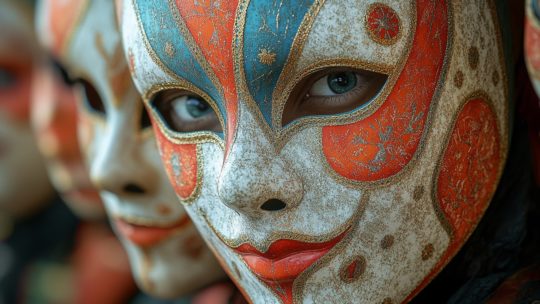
[114,214,191,247]
[232,228,350,284]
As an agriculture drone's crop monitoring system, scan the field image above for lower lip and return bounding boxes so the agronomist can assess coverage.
[233,229,349,283]
[115,215,191,247]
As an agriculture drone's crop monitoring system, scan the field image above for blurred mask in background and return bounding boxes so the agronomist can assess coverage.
[0,0,53,219]
[37,0,226,299]
[30,59,106,220]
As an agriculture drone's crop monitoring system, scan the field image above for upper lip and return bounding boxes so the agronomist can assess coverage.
[232,228,350,283]
[114,214,191,247]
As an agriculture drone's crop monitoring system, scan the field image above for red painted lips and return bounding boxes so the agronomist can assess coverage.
[115,215,191,247]
[231,229,349,303]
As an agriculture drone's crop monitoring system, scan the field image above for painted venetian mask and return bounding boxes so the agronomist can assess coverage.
[0,0,53,218]
[37,0,224,298]
[526,0,540,95]
[123,0,511,303]
[30,59,106,220]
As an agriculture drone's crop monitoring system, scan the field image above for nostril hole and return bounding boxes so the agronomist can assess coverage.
[123,183,146,194]
[260,199,287,211]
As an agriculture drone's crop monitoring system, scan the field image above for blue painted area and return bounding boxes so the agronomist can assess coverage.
[243,0,315,124]
[136,0,226,130]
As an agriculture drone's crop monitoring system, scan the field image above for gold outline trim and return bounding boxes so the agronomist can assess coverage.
[293,193,370,303]
[132,0,228,141]
[271,0,327,130]
[430,90,508,242]
[317,1,454,191]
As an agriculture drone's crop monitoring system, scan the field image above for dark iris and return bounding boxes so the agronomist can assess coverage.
[186,98,211,118]
[0,68,16,89]
[327,72,357,94]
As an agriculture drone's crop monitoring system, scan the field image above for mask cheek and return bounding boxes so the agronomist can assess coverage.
[434,96,501,268]
[154,128,199,202]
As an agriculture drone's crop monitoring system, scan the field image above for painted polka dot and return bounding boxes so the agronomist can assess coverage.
[422,244,434,261]
[366,3,401,45]
[381,235,395,250]
[340,256,367,283]
[468,46,480,69]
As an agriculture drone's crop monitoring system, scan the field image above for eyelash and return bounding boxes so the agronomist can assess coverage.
[302,84,366,106]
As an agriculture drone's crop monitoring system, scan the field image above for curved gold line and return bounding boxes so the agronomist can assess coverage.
[271,0,327,130]
[201,189,369,255]
[275,58,394,151]
[132,0,227,137]
[293,192,370,303]
[316,0,457,192]
[431,89,507,242]
[166,0,226,103]
[272,2,417,152]
[143,82,226,149]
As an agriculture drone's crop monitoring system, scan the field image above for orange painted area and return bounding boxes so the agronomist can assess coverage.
[154,121,199,200]
[46,0,88,56]
[322,0,447,182]
[174,0,239,150]
[437,98,500,245]
[404,98,501,303]
[525,15,540,74]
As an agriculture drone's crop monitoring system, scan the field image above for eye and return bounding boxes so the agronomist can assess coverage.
[76,79,106,115]
[151,89,222,133]
[282,68,387,126]
[310,72,358,96]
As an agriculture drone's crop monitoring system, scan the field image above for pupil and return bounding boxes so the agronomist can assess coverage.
[186,98,210,118]
[328,72,356,94]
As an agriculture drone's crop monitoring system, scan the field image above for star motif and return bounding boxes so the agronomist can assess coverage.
[257,48,276,65]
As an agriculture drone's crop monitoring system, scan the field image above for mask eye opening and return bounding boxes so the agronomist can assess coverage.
[281,67,388,127]
[149,88,223,135]
[75,78,106,115]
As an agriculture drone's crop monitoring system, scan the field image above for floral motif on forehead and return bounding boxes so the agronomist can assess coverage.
[365,3,401,45]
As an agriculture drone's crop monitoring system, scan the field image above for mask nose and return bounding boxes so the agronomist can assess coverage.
[90,115,157,198]
[217,110,303,217]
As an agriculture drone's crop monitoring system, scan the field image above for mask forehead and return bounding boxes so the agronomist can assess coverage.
[135,1,415,133]
[37,0,89,58]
